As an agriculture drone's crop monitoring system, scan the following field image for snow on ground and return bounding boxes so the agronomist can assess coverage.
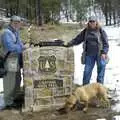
[103,26,120,40]
[0,79,3,92]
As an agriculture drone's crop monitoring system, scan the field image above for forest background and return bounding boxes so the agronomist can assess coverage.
[0,0,120,26]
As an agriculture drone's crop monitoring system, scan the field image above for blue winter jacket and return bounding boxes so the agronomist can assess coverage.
[2,25,24,54]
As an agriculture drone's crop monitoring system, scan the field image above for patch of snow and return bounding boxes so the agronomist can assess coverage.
[0,79,3,92]
[112,115,120,120]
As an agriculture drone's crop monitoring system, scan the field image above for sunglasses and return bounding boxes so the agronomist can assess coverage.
[89,20,96,23]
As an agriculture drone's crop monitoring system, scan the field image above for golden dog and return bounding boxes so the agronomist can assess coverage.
[62,83,110,113]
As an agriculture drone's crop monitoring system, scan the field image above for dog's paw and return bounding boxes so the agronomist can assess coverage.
[100,101,110,108]
[104,102,110,108]
[99,98,110,108]
[83,107,88,113]
[96,104,101,108]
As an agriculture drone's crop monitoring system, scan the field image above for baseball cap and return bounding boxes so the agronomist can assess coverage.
[88,16,97,22]
[11,15,21,22]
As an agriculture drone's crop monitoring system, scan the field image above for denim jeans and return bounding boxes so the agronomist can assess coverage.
[83,55,106,85]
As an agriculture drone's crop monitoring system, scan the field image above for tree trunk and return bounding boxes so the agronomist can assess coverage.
[113,10,116,25]
[36,0,42,26]
[65,9,69,22]
[16,0,19,15]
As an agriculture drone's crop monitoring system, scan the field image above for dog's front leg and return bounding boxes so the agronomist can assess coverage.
[71,104,78,111]
[82,101,88,113]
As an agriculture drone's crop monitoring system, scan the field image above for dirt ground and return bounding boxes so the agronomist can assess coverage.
[0,90,120,120]
[0,100,120,120]
[0,106,119,120]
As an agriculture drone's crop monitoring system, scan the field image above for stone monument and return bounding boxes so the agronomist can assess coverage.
[23,41,74,111]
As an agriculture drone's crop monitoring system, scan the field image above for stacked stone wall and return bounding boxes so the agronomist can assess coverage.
[23,46,74,111]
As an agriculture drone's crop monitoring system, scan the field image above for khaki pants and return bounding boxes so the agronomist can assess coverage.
[3,71,21,106]
[3,72,21,106]
[3,54,21,106]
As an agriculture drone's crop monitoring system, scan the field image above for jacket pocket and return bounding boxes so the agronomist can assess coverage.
[6,56,18,72]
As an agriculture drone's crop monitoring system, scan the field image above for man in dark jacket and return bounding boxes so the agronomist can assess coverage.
[65,16,109,85]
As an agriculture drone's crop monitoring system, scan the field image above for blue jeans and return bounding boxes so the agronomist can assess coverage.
[83,55,106,85]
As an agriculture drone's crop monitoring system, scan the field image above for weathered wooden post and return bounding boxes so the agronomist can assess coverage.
[23,40,74,111]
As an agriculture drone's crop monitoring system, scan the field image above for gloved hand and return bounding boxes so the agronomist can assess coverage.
[101,54,109,64]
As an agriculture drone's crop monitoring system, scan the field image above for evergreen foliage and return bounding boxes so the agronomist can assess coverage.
[0,0,119,26]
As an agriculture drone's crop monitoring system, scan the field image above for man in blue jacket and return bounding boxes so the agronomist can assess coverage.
[1,15,25,109]
[65,16,109,85]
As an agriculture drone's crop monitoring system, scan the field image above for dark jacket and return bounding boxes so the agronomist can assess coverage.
[68,28,109,55]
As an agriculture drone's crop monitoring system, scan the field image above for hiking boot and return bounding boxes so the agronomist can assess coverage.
[0,105,12,111]
[0,103,19,111]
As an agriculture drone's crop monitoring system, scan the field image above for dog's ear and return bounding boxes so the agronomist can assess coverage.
[72,100,85,111]
[71,103,77,111]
